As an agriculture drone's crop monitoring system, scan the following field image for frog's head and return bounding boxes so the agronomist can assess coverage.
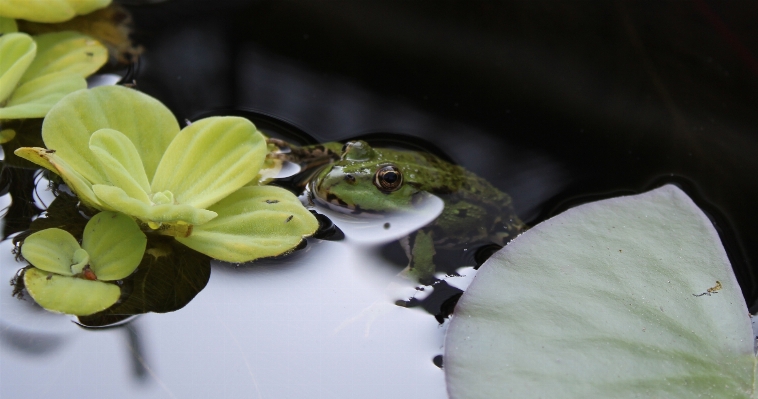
[310,140,421,213]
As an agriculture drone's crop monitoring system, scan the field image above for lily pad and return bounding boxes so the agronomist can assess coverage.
[445,185,754,398]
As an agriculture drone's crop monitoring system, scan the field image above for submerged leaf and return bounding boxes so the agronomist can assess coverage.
[444,185,754,399]
[77,238,212,327]
[177,185,319,263]
[23,267,120,316]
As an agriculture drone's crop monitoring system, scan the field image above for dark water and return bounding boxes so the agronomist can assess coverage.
[128,1,758,306]
[2,2,758,397]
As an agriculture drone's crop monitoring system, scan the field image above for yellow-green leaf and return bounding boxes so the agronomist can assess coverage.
[14,146,106,210]
[89,128,151,204]
[92,184,218,226]
[41,85,180,186]
[0,16,17,33]
[0,72,86,119]
[0,32,35,103]
[177,185,319,263]
[151,116,268,209]
[23,267,120,316]
[82,211,146,281]
[0,0,112,24]
[21,228,81,276]
[22,31,107,83]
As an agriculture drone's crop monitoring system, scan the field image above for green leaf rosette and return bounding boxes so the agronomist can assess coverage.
[0,30,107,120]
[0,0,111,23]
[16,85,319,263]
[21,211,147,316]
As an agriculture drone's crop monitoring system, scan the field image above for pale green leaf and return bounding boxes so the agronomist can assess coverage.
[0,32,35,103]
[0,72,86,119]
[23,267,120,316]
[151,116,267,209]
[89,128,151,203]
[93,184,217,226]
[82,211,146,281]
[0,16,17,33]
[0,0,112,23]
[445,185,755,399]
[22,31,107,83]
[14,147,107,210]
[21,228,81,276]
[41,85,180,186]
[177,185,319,263]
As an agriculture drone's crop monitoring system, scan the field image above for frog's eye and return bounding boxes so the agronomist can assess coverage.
[374,165,403,192]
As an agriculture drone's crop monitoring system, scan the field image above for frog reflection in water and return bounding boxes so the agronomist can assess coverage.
[275,139,525,282]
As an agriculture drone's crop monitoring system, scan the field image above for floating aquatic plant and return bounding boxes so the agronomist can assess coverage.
[0,30,107,120]
[16,85,319,263]
[0,0,111,24]
[20,211,146,316]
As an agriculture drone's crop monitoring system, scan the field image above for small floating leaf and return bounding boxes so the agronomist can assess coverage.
[20,228,81,276]
[23,267,120,316]
[177,185,319,263]
[444,185,754,399]
[82,211,146,281]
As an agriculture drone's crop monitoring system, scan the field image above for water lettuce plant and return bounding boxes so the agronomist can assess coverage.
[21,211,146,316]
[16,85,319,263]
[445,185,754,398]
[0,0,111,23]
[0,30,107,120]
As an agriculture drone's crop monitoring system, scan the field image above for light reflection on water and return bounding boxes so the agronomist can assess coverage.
[0,193,464,398]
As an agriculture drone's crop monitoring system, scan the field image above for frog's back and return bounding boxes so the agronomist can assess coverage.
[385,149,524,248]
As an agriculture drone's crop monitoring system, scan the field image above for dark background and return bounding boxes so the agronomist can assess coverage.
[125,1,758,306]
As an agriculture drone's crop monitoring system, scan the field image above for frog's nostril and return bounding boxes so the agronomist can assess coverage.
[345,174,356,183]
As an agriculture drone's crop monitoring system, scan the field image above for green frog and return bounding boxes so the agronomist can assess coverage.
[270,139,525,281]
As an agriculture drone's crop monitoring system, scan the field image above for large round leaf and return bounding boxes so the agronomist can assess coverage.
[23,267,120,316]
[177,185,319,263]
[22,31,107,83]
[0,0,111,23]
[81,211,146,281]
[41,85,180,188]
[20,228,80,276]
[444,185,755,398]
[151,116,268,209]
[0,32,35,103]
